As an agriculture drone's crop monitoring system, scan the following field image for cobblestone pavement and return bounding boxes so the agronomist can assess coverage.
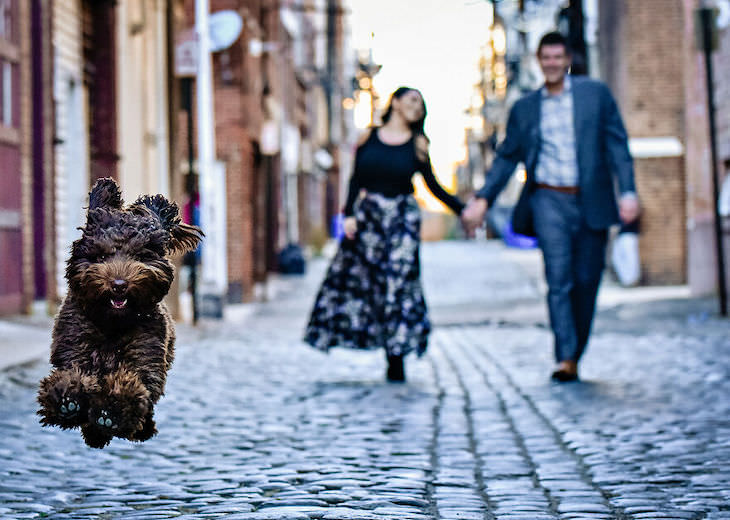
[1,241,729,519]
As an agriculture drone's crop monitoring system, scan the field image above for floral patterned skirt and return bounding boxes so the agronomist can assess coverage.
[304,193,430,357]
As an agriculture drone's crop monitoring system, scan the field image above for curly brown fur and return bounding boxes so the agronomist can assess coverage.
[131,410,158,442]
[87,368,151,439]
[37,178,202,448]
[81,423,113,449]
[37,366,101,429]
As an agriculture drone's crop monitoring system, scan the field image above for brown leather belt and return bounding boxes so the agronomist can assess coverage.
[535,182,579,195]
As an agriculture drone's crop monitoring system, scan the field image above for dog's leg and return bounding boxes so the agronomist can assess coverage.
[37,367,100,429]
[87,367,151,440]
[131,409,157,442]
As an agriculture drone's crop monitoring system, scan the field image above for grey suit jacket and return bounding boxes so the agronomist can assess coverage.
[476,75,635,236]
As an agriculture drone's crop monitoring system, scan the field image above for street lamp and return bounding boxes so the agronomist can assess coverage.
[695,3,727,316]
[486,14,508,100]
[353,49,382,127]
[491,22,506,56]
[557,0,588,75]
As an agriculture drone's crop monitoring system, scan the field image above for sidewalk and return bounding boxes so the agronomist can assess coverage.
[0,312,53,372]
[0,240,725,372]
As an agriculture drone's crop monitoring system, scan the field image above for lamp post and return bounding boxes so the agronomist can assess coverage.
[695,4,727,316]
[557,0,588,75]
[358,51,382,126]
[490,20,507,99]
[354,49,381,127]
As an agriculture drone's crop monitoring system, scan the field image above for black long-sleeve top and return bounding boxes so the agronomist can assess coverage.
[343,130,465,217]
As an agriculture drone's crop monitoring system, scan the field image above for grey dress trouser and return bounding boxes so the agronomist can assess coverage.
[531,188,609,363]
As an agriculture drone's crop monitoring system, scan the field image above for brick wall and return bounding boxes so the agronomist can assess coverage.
[710,20,730,299]
[215,81,256,302]
[622,1,685,139]
[680,0,727,295]
[626,0,686,285]
[635,157,686,284]
[53,0,87,301]
[599,0,687,285]
[212,0,265,303]
[715,24,730,166]
[175,0,262,303]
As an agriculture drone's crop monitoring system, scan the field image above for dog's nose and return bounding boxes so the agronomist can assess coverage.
[111,279,128,294]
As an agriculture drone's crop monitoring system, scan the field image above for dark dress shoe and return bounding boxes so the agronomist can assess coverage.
[551,360,578,382]
[386,355,405,382]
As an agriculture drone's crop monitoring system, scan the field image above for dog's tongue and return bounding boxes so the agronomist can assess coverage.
[111,298,128,309]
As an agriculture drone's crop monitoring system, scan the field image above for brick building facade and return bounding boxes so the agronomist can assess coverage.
[53,0,89,302]
[598,0,730,294]
[0,0,185,318]
[211,0,265,302]
[598,0,687,285]
[0,0,30,314]
[678,0,729,296]
[0,0,56,315]
[711,3,730,297]
[177,0,351,304]
[1,0,354,317]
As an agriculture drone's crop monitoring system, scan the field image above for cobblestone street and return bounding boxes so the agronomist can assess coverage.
[1,241,729,519]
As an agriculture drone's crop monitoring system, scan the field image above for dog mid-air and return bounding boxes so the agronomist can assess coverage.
[37,178,203,448]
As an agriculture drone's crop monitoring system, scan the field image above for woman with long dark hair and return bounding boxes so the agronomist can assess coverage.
[304,87,466,382]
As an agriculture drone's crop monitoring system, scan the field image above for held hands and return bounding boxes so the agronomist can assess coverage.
[343,216,358,240]
[461,197,488,238]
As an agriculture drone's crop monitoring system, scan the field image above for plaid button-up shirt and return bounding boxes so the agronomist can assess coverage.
[535,76,579,187]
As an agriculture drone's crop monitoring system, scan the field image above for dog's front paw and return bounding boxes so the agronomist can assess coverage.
[90,368,151,440]
[37,367,100,429]
[84,407,124,448]
[91,409,118,431]
[59,396,82,419]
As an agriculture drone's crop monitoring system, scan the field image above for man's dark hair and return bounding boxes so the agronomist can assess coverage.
[537,31,570,55]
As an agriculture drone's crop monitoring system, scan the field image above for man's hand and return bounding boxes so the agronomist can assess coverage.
[461,197,488,237]
[619,194,640,224]
[343,216,357,240]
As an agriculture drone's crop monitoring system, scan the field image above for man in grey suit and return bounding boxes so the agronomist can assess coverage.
[462,31,640,381]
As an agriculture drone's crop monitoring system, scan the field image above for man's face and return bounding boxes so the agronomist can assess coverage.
[537,44,571,85]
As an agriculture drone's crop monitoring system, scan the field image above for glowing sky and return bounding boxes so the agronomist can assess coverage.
[349,0,495,192]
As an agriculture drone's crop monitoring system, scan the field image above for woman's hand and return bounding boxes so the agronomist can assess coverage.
[461,197,488,238]
[343,216,358,240]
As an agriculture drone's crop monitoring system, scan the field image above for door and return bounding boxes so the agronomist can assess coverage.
[0,0,24,314]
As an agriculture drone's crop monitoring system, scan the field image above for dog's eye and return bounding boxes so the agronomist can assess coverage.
[96,254,107,262]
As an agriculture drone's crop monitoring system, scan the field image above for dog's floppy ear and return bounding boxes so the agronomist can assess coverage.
[133,194,204,254]
[88,178,124,210]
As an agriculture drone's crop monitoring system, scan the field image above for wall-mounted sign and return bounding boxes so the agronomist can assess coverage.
[175,28,198,77]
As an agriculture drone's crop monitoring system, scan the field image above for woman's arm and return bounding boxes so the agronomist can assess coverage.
[343,129,372,216]
[415,136,465,215]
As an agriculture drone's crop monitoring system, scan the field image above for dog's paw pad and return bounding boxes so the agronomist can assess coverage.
[93,410,118,431]
[59,397,81,417]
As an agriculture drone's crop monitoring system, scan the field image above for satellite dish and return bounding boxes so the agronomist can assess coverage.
[209,10,243,52]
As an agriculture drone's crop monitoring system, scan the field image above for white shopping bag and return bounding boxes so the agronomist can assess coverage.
[611,232,640,286]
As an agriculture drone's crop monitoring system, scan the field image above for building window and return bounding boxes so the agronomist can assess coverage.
[0,0,13,42]
[0,59,12,127]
